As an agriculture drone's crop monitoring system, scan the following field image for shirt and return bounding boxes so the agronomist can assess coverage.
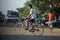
[30,8,37,19]
[48,13,54,21]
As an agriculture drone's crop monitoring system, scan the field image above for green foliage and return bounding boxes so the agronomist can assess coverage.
[17,7,29,17]
[17,0,60,18]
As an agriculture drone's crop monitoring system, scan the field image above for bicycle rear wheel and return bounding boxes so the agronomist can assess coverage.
[15,22,26,35]
[32,23,44,36]
[49,24,53,32]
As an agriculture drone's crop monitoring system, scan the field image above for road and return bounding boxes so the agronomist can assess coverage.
[0,23,60,40]
[0,35,60,40]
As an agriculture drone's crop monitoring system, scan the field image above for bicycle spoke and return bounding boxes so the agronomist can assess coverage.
[32,24,44,36]
[15,23,26,35]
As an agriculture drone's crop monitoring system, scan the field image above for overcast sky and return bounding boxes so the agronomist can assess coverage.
[0,0,27,14]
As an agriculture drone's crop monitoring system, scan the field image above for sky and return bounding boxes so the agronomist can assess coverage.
[0,0,27,14]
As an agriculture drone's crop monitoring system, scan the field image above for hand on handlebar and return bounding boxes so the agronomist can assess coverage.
[26,17,29,19]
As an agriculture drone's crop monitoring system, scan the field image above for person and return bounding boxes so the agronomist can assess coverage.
[42,16,47,25]
[46,11,56,28]
[58,14,60,21]
[47,11,54,21]
[58,14,60,25]
[25,4,37,30]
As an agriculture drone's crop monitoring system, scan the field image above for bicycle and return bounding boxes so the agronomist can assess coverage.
[15,18,44,36]
[45,20,56,32]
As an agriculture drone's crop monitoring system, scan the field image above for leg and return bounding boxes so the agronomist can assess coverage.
[29,19,35,30]
[26,19,29,30]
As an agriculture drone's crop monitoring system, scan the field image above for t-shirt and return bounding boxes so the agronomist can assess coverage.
[30,8,37,19]
[48,13,54,21]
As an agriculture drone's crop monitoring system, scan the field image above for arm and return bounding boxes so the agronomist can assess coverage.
[26,14,32,19]
[26,9,33,19]
[47,14,49,21]
[26,9,33,18]
[54,15,56,21]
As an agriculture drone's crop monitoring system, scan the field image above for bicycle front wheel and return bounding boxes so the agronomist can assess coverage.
[32,23,44,36]
[15,22,26,35]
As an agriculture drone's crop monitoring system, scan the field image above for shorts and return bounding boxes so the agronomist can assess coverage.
[29,19,35,23]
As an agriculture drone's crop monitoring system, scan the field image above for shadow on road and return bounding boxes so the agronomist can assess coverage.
[0,35,60,40]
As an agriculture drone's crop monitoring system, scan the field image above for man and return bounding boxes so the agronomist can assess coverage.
[47,11,54,21]
[26,4,37,30]
[46,11,56,28]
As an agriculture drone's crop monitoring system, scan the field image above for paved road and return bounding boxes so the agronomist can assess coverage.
[0,27,60,36]
[0,23,15,27]
[0,23,60,40]
[0,35,60,40]
[0,23,60,36]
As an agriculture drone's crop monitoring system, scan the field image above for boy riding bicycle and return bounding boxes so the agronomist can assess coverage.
[26,4,37,30]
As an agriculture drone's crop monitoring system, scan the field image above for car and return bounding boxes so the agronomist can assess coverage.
[0,11,5,23]
[6,11,20,23]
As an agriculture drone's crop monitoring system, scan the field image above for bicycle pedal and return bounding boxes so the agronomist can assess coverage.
[29,29,35,32]
[25,28,28,30]
[36,29,39,31]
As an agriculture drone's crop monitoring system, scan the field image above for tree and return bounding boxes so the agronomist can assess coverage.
[17,0,60,19]
[17,7,29,18]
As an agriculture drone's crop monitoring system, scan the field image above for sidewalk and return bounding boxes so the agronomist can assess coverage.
[0,27,60,36]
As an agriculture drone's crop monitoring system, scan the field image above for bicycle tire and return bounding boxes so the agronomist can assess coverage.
[49,24,53,32]
[15,22,26,35]
[32,23,44,36]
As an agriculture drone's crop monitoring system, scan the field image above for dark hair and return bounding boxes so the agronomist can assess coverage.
[28,4,32,8]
